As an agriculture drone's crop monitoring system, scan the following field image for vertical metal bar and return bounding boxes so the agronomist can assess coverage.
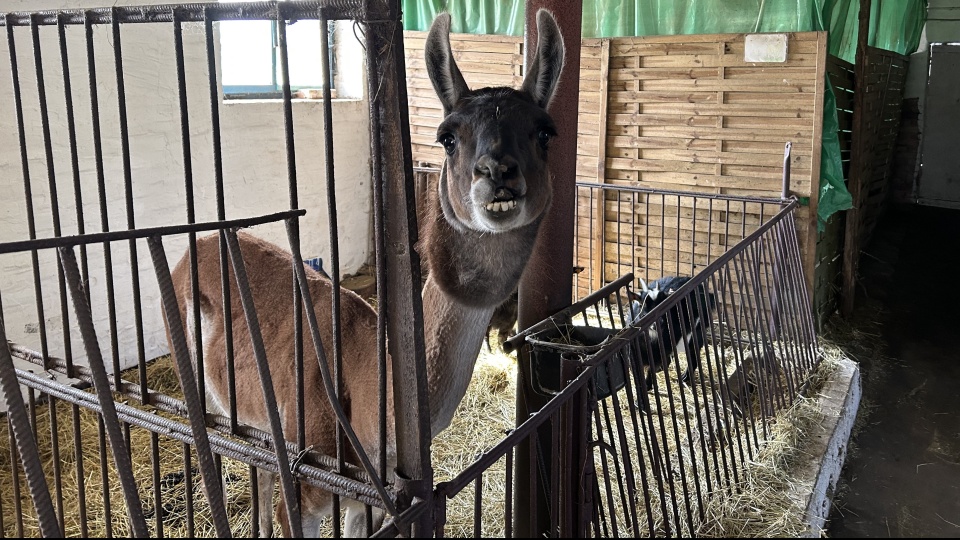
[774,219,808,392]
[58,16,88,534]
[676,194,682,275]
[631,189,638,290]
[757,232,797,401]
[716,264,752,468]
[202,8,239,433]
[505,448,513,539]
[47,396,65,533]
[680,290,715,504]
[222,230,304,538]
[28,389,37,434]
[636,328,673,534]
[746,240,786,412]
[364,1,433,533]
[273,15,311,530]
[110,7,148,394]
[549,412,560,537]
[660,316,696,534]
[6,15,51,375]
[173,9,206,418]
[58,246,149,537]
[473,476,483,538]
[283,220,398,515]
[83,12,125,406]
[184,444,195,539]
[98,416,112,539]
[706,271,736,489]
[516,3,583,536]
[0,463,5,538]
[734,249,774,430]
[644,193,650,280]
[29,30,75,507]
[317,12,350,526]
[767,222,801,399]
[149,235,232,537]
[722,263,759,456]
[605,360,641,536]
[689,284,725,493]
[649,320,683,533]
[660,193,666,274]
[8,418,24,538]
[707,198,714,266]
[691,196,698,275]
[591,404,619,538]
[618,348,657,536]
[151,432,164,538]
[250,464,261,539]
[71,402,89,537]
[0,328,62,537]
[776,218,813,383]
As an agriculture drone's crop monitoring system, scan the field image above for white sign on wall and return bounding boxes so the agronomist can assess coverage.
[744,33,789,63]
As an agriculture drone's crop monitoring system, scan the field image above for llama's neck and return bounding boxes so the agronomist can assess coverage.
[422,275,495,437]
[422,191,542,437]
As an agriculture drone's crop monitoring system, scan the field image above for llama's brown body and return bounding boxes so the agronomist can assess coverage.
[164,9,565,537]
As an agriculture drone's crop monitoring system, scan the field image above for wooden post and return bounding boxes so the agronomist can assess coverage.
[515,0,583,537]
[807,31,829,305]
[592,39,610,291]
[366,0,433,534]
[841,0,871,317]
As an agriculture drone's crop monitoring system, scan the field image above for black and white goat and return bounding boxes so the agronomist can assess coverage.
[627,276,716,391]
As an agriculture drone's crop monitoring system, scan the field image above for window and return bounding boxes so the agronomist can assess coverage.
[220,18,337,98]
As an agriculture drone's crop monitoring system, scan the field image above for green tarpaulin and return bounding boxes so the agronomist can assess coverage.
[402,0,926,228]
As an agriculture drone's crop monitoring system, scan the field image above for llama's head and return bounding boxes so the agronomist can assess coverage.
[425,9,565,234]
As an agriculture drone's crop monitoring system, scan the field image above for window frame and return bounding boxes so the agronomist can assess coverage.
[222,19,337,100]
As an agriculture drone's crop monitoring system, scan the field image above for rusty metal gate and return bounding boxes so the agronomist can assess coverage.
[429,157,821,537]
[0,1,431,537]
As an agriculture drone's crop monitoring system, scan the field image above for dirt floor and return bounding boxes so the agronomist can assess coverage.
[825,204,960,537]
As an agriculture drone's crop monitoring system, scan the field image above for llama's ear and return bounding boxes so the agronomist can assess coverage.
[522,9,565,110]
[425,13,470,116]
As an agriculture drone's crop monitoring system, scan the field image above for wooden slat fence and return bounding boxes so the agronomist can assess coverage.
[815,55,854,324]
[404,31,844,311]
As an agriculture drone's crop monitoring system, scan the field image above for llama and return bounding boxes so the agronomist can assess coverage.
[164,9,565,537]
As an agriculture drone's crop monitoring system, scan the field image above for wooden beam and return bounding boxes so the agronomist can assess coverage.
[592,39,610,290]
[807,32,828,306]
[841,0,872,317]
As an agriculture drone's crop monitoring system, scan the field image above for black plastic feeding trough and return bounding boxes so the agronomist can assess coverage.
[504,275,639,400]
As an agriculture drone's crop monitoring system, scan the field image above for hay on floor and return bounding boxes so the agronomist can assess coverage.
[0,326,845,538]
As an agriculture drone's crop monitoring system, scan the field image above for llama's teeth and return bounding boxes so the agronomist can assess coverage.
[498,201,507,212]
[509,200,517,209]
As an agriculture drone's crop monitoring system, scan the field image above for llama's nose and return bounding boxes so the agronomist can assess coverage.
[474,154,519,185]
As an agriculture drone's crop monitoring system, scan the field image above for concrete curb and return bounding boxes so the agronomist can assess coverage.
[797,356,861,537]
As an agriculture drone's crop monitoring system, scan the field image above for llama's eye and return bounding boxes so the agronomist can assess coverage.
[439,133,457,155]
[537,129,552,150]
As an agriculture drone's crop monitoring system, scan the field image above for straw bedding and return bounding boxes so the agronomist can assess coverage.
[0,330,845,538]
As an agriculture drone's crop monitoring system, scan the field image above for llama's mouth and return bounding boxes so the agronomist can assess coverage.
[483,188,521,214]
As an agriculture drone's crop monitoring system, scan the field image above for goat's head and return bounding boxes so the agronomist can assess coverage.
[425,9,565,234]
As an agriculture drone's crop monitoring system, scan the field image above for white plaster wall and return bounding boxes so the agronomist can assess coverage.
[0,0,372,371]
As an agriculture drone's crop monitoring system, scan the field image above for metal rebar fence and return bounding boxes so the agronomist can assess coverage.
[431,195,820,537]
[0,1,428,537]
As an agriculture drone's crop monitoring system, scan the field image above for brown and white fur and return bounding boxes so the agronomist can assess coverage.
[165,9,564,538]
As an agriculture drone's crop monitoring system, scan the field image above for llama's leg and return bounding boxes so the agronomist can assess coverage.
[256,469,276,537]
[342,499,387,538]
[300,510,327,538]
